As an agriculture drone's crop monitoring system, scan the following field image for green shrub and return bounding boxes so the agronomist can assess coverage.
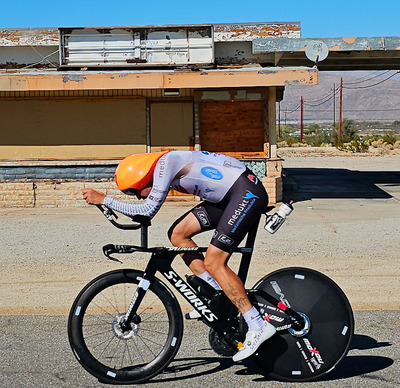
[337,139,369,153]
[381,131,397,145]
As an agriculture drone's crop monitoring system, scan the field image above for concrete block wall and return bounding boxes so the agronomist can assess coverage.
[263,158,283,204]
[262,176,282,204]
[0,178,282,207]
[0,158,283,208]
[0,180,127,208]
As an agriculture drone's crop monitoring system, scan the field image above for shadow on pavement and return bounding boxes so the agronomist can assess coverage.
[322,355,394,380]
[239,354,393,383]
[149,335,394,384]
[283,168,400,203]
[150,356,234,384]
[350,334,392,350]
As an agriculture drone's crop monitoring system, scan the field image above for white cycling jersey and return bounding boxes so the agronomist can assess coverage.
[104,151,246,218]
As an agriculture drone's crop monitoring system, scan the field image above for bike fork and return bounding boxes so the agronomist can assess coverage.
[119,257,160,331]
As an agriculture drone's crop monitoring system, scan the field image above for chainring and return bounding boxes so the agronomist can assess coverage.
[208,328,237,357]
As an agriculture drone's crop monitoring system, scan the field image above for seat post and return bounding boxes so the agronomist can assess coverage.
[141,225,149,249]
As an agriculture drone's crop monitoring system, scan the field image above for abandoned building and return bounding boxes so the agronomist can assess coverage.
[0,22,398,207]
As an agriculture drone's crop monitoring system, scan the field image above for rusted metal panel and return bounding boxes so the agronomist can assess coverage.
[253,36,400,53]
[214,22,300,42]
[0,67,317,92]
[0,28,59,46]
[59,26,214,67]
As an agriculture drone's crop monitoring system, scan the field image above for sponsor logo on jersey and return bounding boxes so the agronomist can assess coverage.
[244,190,260,200]
[202,187,215,199]
[227,191,259,232]
[148,195,162,202]
[201,166,223,180]
[197,210,210,227]
[247,174,259,184]
[151,185,167,194]
[217,233,234,246]
[228,199,249,227]
[158,159,166,178]
[223,160,243,169]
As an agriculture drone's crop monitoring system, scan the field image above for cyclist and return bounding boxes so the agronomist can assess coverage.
[83,150,276,361]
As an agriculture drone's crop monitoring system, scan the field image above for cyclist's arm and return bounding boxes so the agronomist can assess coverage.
[103,196,161,218]
[103,152,186,219]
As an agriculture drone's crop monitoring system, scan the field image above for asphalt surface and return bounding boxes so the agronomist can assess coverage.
[1,155,399,387]
[0,310,398,388]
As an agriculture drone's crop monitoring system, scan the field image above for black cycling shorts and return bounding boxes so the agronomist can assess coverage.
[190,169,268,253]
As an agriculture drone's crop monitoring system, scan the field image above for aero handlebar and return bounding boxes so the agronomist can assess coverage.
[95,204,151,230]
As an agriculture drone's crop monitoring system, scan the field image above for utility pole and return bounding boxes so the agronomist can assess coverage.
[338,77,343,142]
[300,96,304,142]
[333,83,336,128]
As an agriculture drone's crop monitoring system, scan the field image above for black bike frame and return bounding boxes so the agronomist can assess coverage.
[96,205,305,339]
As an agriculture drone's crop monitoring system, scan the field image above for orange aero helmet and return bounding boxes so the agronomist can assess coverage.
[115,151,169,191]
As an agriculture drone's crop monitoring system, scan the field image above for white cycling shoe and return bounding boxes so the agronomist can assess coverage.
[185,309,202,320]
[233,321,276,362]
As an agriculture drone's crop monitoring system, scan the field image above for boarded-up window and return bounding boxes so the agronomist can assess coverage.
[150,102,193,151]
[0,98,146,159]
[199,100,265,152]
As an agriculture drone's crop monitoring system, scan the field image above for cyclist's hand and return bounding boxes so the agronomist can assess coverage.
[83,189,106,205]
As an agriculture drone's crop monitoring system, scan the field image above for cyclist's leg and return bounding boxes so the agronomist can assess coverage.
[168,203,225,276]
[204,238,276,362]
[169,204,227,320]
[203,245,252,313]
[204,169,268,314]
[168,212,205,275]
[203,170,276,360]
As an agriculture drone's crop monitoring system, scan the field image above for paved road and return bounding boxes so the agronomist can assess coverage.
[1,156,399,387]
[0,311,398,388]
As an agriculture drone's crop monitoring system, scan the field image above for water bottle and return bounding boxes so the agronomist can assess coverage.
[264,202,294,234]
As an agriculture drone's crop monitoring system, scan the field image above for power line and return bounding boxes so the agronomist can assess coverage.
[302,108,400,112]
[343,70,392,85]
[343,71,400,89]
[280,71,400,118]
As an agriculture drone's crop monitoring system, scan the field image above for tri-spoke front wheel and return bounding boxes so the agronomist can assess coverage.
[68,269,183,384]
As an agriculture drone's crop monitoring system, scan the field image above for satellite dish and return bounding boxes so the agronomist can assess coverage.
[305,41,329,64]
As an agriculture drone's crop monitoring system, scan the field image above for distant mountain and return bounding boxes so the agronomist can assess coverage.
[280,71,400,122]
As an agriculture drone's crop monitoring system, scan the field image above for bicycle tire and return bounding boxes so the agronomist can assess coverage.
[251,267,354,382]
[68,269,183,384]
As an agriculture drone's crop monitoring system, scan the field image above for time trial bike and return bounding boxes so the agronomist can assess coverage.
[68,204,354,384]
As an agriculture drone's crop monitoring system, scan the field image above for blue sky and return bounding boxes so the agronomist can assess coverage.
[1,0,399,38]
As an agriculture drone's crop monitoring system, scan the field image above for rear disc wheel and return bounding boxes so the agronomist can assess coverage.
[251,267,354,382]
